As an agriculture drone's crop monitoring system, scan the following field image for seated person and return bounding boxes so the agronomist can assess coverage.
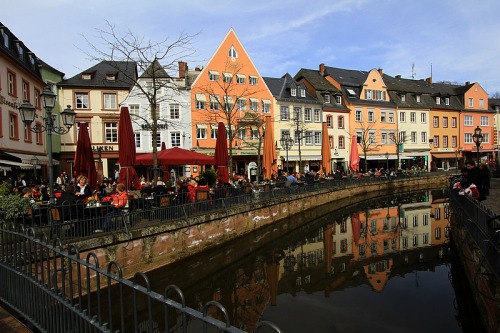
[102,183,128,232]
[57,184,80,222]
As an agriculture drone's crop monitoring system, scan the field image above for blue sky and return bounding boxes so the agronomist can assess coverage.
[5,0,500,95]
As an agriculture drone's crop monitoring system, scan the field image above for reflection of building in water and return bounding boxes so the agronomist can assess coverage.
[429,191,451,246]
[399,200,433,251]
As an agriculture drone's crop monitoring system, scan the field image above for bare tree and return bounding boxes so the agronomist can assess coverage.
[354,121,382,172]
[82,20,198,182]
[195,60,265,175]
[390,129,407,170]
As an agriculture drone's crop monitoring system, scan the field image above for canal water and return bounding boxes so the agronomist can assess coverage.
[145,189,478,332]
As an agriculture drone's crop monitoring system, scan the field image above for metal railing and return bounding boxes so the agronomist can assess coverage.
[0,224,282,332]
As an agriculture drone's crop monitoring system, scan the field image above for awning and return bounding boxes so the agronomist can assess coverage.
[3,152,59,165]
[279,155,322,161]
[432,153,458,159]
[0,159,37,170]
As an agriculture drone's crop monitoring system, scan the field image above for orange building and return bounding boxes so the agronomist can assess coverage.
[190,29,274,178]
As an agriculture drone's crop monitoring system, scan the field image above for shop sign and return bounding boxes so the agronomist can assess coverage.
[92,146,114,151]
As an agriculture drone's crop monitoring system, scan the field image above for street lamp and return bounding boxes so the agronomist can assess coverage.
[385,151,389,170]
[280,133,294,173]
[30,155,39,184]
[472,126,483,165]
[19,86,76,204]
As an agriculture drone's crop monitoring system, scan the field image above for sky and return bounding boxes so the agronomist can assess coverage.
[4,0,500,95]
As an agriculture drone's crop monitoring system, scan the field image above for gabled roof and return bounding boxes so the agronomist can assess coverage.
[58,60,137,89]
[139,59,171,79]
[489,98,500,111]
[0,22,43,82]
[263,73,320,105]
[324,66,368,87]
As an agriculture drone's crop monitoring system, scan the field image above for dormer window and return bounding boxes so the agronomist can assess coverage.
[105,74,116,81]
[16,42,24,60]
[335,95,341,104]
[324,94,330,104]
[400,94,406,102]
[82,73,92,80]
[415,95,421,103]
[435,97,441,105]
[299,89,305,97]
[346,88,357,97]
[444,97,450,105]
[291,88,296,97]
[1,29,8,47]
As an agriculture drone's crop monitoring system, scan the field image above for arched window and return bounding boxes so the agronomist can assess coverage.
[228,46,238,59]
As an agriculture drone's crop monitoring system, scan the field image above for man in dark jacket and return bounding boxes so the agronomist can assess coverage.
[57,184,80,222]
[464,160,484,200]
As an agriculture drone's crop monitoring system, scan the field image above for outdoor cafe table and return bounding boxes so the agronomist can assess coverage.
[83,201,110,233]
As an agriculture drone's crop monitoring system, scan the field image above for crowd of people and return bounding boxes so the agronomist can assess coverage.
[452,160,491,201]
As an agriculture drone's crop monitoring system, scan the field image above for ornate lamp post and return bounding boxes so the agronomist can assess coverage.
[30,155,39,185]
[280,133,294,173]
[472,126,483,165]
[19,86,76,204]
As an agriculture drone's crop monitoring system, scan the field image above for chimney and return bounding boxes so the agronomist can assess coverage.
[395,75,401,79]
[378,68,383,75]
[425,77,432,84]
[319,63,325,75]
[465,81,470,86]
[178,61,187,78]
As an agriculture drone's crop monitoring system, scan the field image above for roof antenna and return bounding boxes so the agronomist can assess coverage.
[430,63,433,81]
[411,63,416,79]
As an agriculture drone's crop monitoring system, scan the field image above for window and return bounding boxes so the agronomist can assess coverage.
[314,132,321,145]
[293,107,302,121]
[170,132,181,147]
[196,125,207,139]
[228,45,238,58]
[280,106,290,120]
[75,92,89,109]
[464,115,473,126]
[314,109,321,122]
[22,80,29,100]
[152,134,161,148]
[368,131,376,144]
[105,73,116,81]
[324,94,330,104]
[9,112,19,139]
[249,76,258,85]
[34,88,40,109]
[211,125,218,139]
[103,93,117,109]
[135,133,141,148]
[464,133,472,144]
[251,128,259,140]
[346,88,357,97]
[400,94,405,102]
[365,89,372,100]
[338,116,344,129]
[3,30,9,47]
[236,74,245,84]
[170,104,180,119]
[290,88,296,97]
[355,109,362,122]
[443,135,448,148]
[443,117,448,128]
[433,116,439,128]
[335,95,342,104]
[411,131,417,143]
[410,112,416,123]
[399,131,406,143]
[249,98,258,112]
[238,127,247,140]
[381,111,386,123]
[433,136,439,148]
[452,117,457,128]
[444,97,450,105]
[327,115,333,128]
[436,97,441,105]
[415,95,421,103]
[222,72,232,83]
[368,109,375,122]
[305,131,313,145]
[480,116,489,126]
[24,123,32,142]
[468,98,473,107]
[129,104,140,116]
[210,95,219,111]
[483,133,490,143]
[105,122,118,143]
[35,123,43,144]
[381,132,387,144]
[209,71,219,81]
[304,108,312,122]
[388,112,394,123]
[420,113,426,123]
[300,89,305,97]
[237,98,246,111]
[421,132,427,144]
[82,73,92,80]
[339,136,345,149]
[400,112,406,122]
[479,99,484,108]
[262,100,270,113]
[195,94,206,109]
[7,71,16,96]
[452,136,457,148]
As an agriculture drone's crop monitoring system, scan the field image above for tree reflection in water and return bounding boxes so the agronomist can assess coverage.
[146,189,469,332]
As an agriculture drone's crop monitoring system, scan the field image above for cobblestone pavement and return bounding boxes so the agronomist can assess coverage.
[481,177,500,216]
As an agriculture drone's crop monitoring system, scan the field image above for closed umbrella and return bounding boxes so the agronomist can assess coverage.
[321,122,331,175]
[349,136,360,173]
[214,122,229,183]
[118,106,140,190]
[262,116,277,180]
[74,122,97,190]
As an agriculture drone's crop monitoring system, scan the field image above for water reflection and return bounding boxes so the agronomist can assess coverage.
[147,189,460,332]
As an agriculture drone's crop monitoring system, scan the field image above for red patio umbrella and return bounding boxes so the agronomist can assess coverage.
[214,122,229,183]
[351,213,361,246]
[74,122,97,190]
[262,116,277,181]
[321,122,332,175]
[349,135,360,173]
[135,147,215,166]
[118,106,140,190]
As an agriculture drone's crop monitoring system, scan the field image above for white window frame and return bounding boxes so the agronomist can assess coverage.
[105,122,118,143]
[170,104,180,119]
[464,115,473,126]
[171,132,181,147]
